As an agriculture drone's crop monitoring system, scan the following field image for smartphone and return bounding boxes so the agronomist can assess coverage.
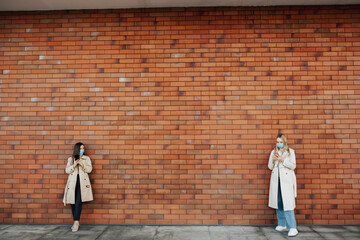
[75,154,80,160]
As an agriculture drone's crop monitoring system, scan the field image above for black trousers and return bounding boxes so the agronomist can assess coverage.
[71,174,82,221]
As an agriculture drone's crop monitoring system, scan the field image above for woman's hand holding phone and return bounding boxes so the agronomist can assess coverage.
[78,159,84,168]
[273,152,279,161]
[73,155,80,168]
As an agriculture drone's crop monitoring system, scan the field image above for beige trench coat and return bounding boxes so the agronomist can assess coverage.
[268,148,297,211]
[63,155,93,206]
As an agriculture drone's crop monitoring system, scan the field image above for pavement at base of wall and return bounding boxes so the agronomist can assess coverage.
[0,224,359,240]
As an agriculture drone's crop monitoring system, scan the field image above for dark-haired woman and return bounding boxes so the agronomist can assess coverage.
[63,142,93,232]
[268,134,298,237]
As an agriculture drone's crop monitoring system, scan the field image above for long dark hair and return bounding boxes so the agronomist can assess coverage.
[72,142,85,162]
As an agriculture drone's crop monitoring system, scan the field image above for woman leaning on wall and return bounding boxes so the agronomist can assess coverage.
[63,142,93,232]
[268,134,298,237]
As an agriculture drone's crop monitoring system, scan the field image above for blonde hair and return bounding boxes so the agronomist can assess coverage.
[275,133,290,154]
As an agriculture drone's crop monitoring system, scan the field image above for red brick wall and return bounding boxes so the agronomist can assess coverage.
[0,5,359,225]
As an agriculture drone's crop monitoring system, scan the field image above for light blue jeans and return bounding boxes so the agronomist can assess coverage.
[276,179,297,229]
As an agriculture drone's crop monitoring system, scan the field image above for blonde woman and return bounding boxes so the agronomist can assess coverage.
[63,142,93,232]
[268,134,298,237]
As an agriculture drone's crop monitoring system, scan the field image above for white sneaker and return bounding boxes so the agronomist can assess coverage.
[288,228,298,237]
[275,226,287,232]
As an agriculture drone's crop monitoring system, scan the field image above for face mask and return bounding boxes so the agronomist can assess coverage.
[277,144,284,149]
[79,150,85,155]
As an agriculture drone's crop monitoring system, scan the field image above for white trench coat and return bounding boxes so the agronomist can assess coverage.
[268,148,297,211]
[63,155,93,206]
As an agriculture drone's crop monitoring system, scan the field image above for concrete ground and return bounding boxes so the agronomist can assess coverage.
[0,224,359,240]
